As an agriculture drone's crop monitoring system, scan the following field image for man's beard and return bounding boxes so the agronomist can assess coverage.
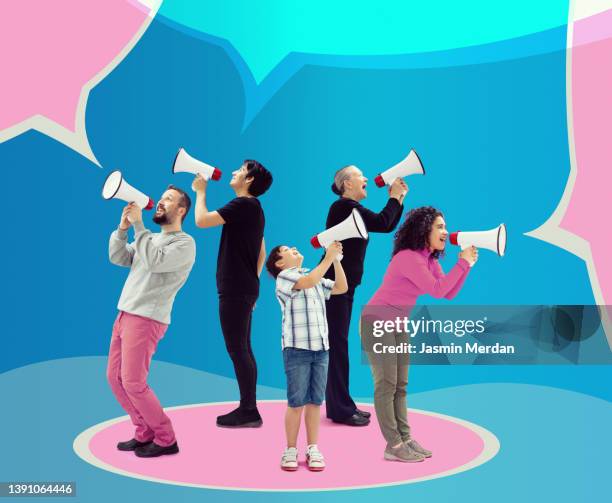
[153,210,171,225]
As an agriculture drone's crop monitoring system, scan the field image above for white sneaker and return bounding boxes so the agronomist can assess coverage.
[306,444,325,471]
[281,447,298,471]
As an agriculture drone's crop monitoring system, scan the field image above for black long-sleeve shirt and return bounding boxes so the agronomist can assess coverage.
[322,197,403,288]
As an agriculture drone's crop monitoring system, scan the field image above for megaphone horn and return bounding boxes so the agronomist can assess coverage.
[102,170,154,210]
[172,148,222,181]
[449,223,507,257]
[311,208,369,249]
[375,149,425,188]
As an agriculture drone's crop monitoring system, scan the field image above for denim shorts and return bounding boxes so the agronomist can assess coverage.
[283,347,329,408]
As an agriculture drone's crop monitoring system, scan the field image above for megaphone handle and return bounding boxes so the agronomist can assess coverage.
[324,243,343,261]
[460,244,474,268]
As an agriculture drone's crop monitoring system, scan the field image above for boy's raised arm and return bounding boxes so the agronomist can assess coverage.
[294,242,342,290]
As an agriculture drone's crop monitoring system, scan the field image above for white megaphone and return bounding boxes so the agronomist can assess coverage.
[102,171,154,210]
[311,209,368,260]
[375,149,425,187]
[449,224,507,261]
[172,148,222,181]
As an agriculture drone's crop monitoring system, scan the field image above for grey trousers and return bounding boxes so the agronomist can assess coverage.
[363,329,411,447]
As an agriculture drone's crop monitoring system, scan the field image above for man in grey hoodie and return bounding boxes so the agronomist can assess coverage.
[107,185,195,458]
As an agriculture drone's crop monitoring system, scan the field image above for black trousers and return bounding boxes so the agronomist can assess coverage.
[219,294,258,410]
[325,287,357,420]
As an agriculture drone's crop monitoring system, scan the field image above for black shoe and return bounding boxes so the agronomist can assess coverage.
[216,407,263,428]
[116,438,153,451]
[134,441,179,458]
[356,408,372,419]
[332,413,370,426]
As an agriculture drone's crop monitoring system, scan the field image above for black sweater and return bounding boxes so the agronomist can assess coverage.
[322,197,403,288]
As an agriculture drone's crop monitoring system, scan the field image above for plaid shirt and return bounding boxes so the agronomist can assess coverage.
[275,267,335,350]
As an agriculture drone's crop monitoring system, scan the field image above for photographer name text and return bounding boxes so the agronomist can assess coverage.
[369,316,515,354]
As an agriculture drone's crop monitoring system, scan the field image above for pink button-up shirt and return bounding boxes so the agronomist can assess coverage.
[367,248,470,310]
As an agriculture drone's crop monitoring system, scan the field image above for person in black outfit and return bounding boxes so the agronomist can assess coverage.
[324,165,407,426]
[192,160,273,427]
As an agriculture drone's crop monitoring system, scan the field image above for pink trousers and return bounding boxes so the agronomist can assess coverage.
[106,311,176,446]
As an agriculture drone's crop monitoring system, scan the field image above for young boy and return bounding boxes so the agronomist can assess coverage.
[266,242,348,471]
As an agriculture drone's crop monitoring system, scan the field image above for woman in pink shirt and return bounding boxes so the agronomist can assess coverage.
[362,206,478,463]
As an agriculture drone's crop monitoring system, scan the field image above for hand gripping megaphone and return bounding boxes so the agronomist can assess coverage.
[102,171,154,210]
[311,209,368,260]
[449,223,507,258]
[172,148,222,181]
[375,149,425,187]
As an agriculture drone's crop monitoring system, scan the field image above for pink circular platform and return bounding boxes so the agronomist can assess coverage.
[74,401,498,491]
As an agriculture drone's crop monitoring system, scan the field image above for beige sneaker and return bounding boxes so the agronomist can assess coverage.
[384,443,424,462]
[281,447,298,471]
[306,444,325,471]
[405,438,432,458]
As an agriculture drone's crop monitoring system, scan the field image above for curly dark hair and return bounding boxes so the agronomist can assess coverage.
[393,206,444,259]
